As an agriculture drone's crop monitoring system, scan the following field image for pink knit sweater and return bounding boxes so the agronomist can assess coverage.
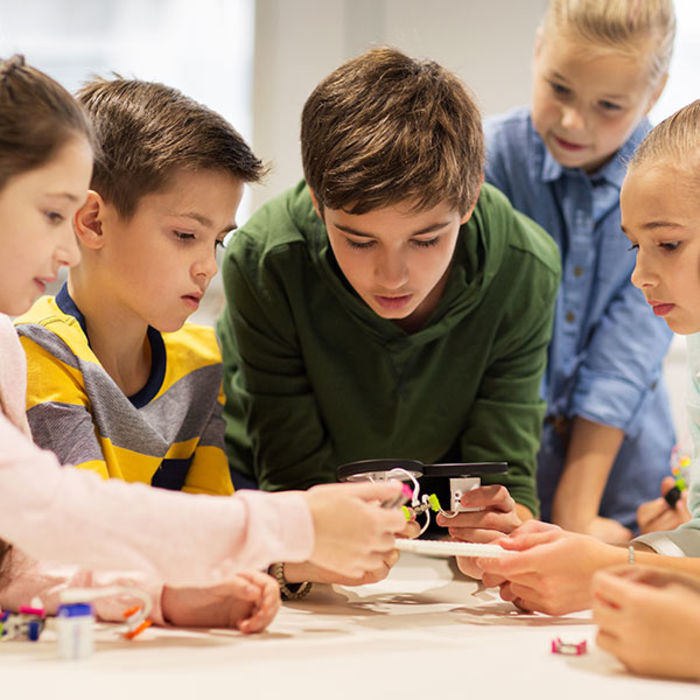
[0,313,313,621]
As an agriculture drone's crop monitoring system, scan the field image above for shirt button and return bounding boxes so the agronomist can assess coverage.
[565,311,576,323]
[573,266,583,277]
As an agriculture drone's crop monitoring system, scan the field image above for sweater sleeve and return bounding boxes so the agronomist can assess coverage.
[0,415,314,587]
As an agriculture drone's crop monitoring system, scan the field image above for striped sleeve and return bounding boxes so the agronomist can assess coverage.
[18,324,108,478]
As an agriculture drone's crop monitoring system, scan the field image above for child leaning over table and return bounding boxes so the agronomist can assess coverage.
[483,0,676,540]
[216,47,562,588]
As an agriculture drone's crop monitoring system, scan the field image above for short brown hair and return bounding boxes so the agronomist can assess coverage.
[301,47,483,216]
[76,78,265,219]
[0,54,94,191]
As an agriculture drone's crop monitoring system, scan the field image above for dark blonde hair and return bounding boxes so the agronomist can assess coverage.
[541,0,676,85]
[629,99,700,185]
[76,78,265,219]
[301,47,483,216]
[0,55,94,191]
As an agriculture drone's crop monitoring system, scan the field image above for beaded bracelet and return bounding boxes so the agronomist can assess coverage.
[269,562,313,601]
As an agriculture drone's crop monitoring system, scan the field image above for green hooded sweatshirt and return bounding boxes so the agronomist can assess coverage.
[217,181,561,516]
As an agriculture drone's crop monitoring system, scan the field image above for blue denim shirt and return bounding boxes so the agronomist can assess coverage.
[484,106,675,529]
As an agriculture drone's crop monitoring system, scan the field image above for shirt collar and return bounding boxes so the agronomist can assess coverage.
[537,117,652,189]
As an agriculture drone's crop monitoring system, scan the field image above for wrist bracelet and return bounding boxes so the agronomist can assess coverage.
[269,562,313,601]
[628,545,635,565]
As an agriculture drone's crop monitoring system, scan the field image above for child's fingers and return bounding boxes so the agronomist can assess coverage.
[659,475,677,497]
[440,507,514,530]
[636,497,667,531]
[458,485,515,512]
[237,579,281,634]
[222,574,263,601]
[474,551,536,578]
[236,569,277,590]
[591,569,639,605]
[396,520,421,539]
[335,480,404,503]
[480,572,506,588]
[591,596,623,627]
[595,627,623,657]
[500,529,560,551]
[447,526,508,543]
[498,580,539,610]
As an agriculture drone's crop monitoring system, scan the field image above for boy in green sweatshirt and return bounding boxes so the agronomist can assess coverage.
[217,48,561,583]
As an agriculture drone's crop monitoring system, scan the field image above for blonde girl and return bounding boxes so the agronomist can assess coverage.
[481,0,676,543]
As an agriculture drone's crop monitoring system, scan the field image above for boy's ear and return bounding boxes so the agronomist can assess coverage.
[460,176,484,225]
[644,72,668,116]
[308,188,324,221]
[74,190,106,249]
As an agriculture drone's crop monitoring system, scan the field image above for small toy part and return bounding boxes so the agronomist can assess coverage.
[0,605,46,642]
[447,476,481,515]
[337,460,509,536]
[123,606,153,640]
[551,637,587,655]
[381,483,413,509]
[60,585,153,641]
[57,603,94,660]
[665,447,691,508]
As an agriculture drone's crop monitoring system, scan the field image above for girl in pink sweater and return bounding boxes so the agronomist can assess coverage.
[0,56,405,631]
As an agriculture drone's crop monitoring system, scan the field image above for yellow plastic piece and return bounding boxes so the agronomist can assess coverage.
[428,493,441,511]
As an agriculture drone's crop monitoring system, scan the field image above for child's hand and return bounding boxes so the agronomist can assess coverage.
[303,482,407,579]
[637,476,691,535]
[474,520,622,615]
[586,516,633,544]
[592,566,700,681]
[434,485,523,579]
[284,549,400,587]
[285,518,419,586]
[161,570,280,634]
[600,564,700,594]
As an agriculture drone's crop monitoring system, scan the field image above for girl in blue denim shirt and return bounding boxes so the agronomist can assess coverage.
[484,0,676,540]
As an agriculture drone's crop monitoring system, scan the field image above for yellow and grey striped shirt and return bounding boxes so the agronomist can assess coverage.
[15,285,233,496]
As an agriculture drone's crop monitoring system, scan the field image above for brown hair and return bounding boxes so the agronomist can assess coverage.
[301,47,483,216]
[629,99,700,185]
[0,55,94,584]
[541,0,676,85]
[0,55,94,191]
[76,77,265,219]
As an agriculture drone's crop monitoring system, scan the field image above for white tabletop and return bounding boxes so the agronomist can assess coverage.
[0,552,697,699]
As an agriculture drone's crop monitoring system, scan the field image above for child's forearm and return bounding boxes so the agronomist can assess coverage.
[552,417,626,537]
[633,549,700,577]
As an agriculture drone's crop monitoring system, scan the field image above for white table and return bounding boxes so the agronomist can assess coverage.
[0,552,696,699]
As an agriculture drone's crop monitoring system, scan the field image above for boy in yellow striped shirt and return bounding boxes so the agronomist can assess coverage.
[15,77,263,496]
